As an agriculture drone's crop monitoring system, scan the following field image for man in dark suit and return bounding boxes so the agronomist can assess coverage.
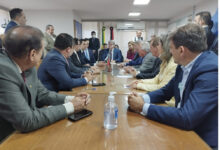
[128,23,218,148]
[38,34,93,92]
[89,31,100,61]
[83,38,96,66]
[5,8,26,33]
[69,39,89,70]
[77,39,91,66]
[0,26,90,141]
[68,38,88,74]
[194,11,214,50]
[99,40,123,63]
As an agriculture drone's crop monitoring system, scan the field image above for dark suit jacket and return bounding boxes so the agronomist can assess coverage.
[99,48,123,63]
[126,52,143,66]
[146,51,218,148]
[0,49,67,137]
[83,48,96,66]
[136,57,161,79]
[38,49,87,92]
[77,50,88,65]
[204,26,215,49]
[69,52,89,70]
[5,21,17,33]
[67,58,85,74]
[0,39,2,49]
[89,38,100,60]
[89,38,100,50]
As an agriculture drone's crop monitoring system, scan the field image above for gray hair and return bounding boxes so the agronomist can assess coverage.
[135,40,150,52]
[46,24,53,30]
[108,40,115,45]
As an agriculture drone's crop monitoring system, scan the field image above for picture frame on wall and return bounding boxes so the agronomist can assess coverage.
[74,20,82,39]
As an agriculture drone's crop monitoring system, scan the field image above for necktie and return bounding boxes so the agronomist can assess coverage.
[85,50,90,60]
[109,50,112,61]
[21,72,26,82]
[76,53,81,64]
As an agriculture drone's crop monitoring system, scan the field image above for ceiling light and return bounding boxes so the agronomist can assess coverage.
[133,0,150,5]
[128,12,141,17]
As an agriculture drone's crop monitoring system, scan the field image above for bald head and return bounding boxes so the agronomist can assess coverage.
[136,31,142,37]
[4,26,44,58]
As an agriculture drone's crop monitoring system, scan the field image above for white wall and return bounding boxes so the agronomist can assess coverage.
[25,10,81,37]
[82,22,98,38]
[0,9,9,34]
[82,21,168,58]
[168,0,218,32]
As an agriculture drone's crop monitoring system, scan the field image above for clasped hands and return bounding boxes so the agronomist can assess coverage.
[128,92,145,113]
[70,92,91,112]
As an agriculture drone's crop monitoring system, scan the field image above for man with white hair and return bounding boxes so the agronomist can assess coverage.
[124,40,161,79]
[134,31,143,41]
[99,40,123,63]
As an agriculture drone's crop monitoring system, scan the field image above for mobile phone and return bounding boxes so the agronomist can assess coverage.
[92,83,106,86]
[68,109,93,122]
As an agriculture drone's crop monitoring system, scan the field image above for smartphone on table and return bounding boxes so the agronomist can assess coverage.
[68,109,93,122]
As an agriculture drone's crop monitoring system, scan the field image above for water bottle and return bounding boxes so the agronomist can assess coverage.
[104,92,118,129]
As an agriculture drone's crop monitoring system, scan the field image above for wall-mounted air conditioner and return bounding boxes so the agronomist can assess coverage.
[116,22,145,30]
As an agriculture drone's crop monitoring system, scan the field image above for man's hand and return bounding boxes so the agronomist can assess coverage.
[75,92,91,105]
[84,64,90,67]
[111,60,116,63]
[128,80,139,89]
[128,92,144,113]
[124,66,131,73]
[90,67,100,74]
[96,61,106,67]
[70,97,86,113]
[84,71,94,82]
[124,59,130,63]
[118,63,125,68]
[70,92,91,112]
[129,67,137,77]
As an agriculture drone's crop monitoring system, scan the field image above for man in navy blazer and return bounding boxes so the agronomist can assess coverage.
[5,8,26,33]
[83,39,96,66]
[38,33,93,92]
[128,24,218,148]
[99,40,123,63]
[77,39,91,66]
[89,31,100,61]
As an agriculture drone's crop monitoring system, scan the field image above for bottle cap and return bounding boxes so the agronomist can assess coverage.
[109,91,116,96]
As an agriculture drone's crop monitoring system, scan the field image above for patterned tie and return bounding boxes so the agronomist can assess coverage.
[109,50,112,61]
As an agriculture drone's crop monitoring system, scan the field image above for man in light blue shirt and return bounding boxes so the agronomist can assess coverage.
[128,23,218,148]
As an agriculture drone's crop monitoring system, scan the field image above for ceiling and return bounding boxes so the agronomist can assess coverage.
[0,0,206,21]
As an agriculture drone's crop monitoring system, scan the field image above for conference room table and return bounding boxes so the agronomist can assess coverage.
[0,64,211,150]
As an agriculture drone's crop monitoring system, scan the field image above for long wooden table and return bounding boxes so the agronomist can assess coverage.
[0,64,211,149]
[0,94,210,150]
[61,64,145,95]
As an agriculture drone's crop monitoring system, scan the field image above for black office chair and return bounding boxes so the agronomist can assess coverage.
[0,118,14,143]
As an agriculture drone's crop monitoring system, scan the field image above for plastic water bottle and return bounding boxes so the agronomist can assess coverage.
[104,92,118,129]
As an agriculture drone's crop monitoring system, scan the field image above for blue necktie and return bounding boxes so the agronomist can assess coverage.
[85,50,90,60]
